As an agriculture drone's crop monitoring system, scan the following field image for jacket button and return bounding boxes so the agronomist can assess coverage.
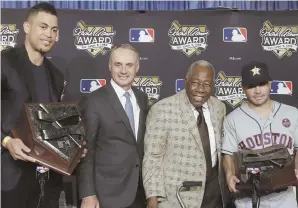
[136,164,139,167]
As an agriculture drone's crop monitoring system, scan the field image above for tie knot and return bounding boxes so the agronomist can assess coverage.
[196,106,203,114]
[124,92,131,99]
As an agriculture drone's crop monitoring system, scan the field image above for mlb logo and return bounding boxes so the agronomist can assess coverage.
[175,79,185,93]
[223,27,247,42]
[270,81,292,95]
[80,79,106,93]
[129,28,154,43]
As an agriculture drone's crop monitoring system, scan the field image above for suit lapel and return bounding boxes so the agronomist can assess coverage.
[137,109,145,143]
[178,90,204,153]
[132,88,145,145]
[44,59,60,102]
[207,97,221,151]
[15,46,38,102]
[104,84,136,141]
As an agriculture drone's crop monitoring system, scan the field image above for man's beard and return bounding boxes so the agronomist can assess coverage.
[31,41,52,55]
[38,48,48,55]
[37,44,52,54]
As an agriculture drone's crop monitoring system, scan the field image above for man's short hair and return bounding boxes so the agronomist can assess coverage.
[26,2,58,21]
[109,44,140,64]
[186,60,215,81]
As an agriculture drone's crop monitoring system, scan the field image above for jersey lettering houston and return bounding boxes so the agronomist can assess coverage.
[221,101,298,155]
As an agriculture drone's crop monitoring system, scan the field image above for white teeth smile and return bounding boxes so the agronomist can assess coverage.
[42,40,50,45]
[194,96,204,101]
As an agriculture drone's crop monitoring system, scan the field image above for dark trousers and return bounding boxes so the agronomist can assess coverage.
[1,167,63,208]
[201,166,222,208]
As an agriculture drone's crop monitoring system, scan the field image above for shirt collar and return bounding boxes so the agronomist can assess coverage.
[187,96,209,111]
[110,79,133,98]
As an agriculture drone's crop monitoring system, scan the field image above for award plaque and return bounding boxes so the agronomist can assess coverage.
[234,145,298,195]
[12,102,86,176]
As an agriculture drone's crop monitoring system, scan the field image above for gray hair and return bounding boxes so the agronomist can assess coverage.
[186,60,215,80]
[109,44,140,65]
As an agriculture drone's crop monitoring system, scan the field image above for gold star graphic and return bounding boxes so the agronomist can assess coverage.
[251,66,261,76]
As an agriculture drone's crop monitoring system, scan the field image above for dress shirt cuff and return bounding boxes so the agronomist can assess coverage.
[145,190,166,200]
[221,149,234,155]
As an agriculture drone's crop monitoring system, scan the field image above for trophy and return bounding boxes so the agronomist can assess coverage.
[12,102,86,176]
[234,145,298,207]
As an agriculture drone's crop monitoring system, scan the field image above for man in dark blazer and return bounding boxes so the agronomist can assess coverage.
[78,44,148,208]
[1,3,66,208]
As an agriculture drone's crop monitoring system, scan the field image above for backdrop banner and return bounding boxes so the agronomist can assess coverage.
[2,9,297,112]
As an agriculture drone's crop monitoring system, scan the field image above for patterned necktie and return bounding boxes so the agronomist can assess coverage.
[196,106,212,178]
[124,92,135,136]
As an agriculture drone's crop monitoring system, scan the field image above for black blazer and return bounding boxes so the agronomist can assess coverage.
[78,83,148,208]
[1,45,66,191]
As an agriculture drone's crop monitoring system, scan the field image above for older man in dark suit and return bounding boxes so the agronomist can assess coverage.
[78,44,148,208]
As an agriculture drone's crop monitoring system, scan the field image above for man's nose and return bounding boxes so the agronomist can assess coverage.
[195,83,205,93]
[254,86,261,93]
[120,66,127,73]
[44,28,52,38]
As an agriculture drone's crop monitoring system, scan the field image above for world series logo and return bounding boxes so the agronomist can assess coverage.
[215,71,246,108]
[260,21,298,59]
[132,76,162,106]
[168,20,209,57]
[73,20,116,57]
[0,24,19,51]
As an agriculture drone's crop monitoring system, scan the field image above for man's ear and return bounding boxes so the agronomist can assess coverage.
[23,21,30,34]
[136,62,140,73]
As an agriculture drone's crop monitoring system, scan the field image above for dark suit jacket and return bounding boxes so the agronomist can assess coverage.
[78,83,148,208]
[1,45,66,191]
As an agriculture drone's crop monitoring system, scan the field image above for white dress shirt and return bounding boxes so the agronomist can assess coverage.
[111,79,140,140]
[190,101,217,167]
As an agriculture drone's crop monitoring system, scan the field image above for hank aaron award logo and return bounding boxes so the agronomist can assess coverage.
[168,20,209,57]
[260,21,298,59]
[132,76,162,106]
[0,24,19,51]
[215,71,246,108]
[73,20,116,57]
